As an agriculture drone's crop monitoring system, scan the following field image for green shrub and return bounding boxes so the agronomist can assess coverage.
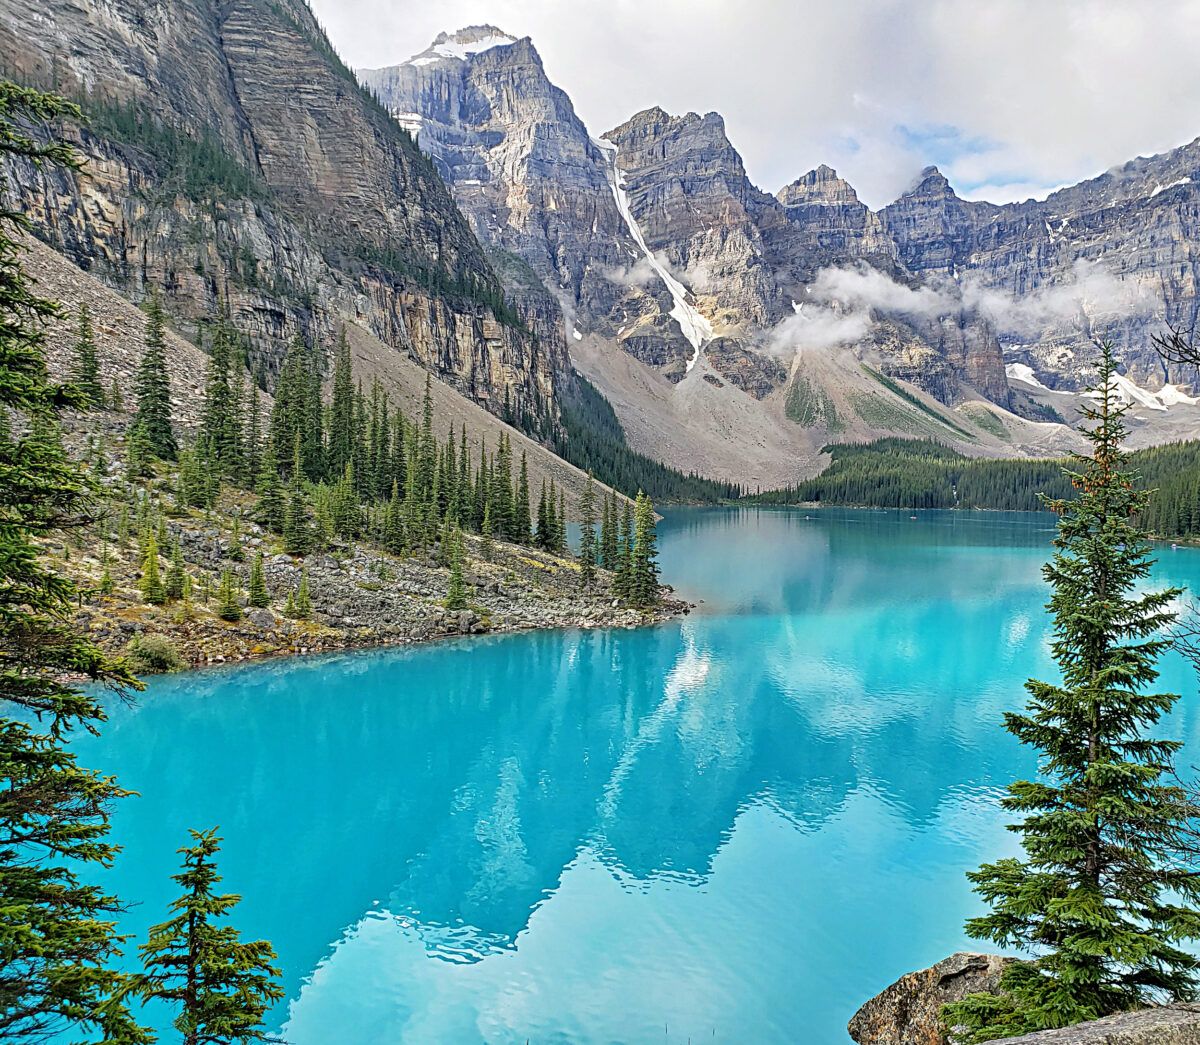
[127,633,185,674]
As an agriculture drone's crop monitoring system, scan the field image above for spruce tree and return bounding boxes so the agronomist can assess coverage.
[132,294,177,460]
[165,537,187,601]
[613,499,634,599]
[248,551,269,608]
[600,492,614,570]
[70,302,104,406]
[283,435,313,556]
[445,526,469,611]
[579,472,597,590]
[216,568,242,622]
[629,492,660,608]
[136,828,283,1045]
[108,375,123,412]
[546,479,559,553]
[295,571,312,619]
[200,319,239,479]
[945,344,1200,1040]
[536,480,550,550]
[140,532,167,605]
[481,502,494,562]
[0,81,150,1043]
[516,452,532,545]
[244,372,262,488]
[253,440,286,534]
[383,480,406,554]
[328,328,354,479]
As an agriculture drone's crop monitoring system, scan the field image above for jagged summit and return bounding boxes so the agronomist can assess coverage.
[777,165,863,206]
[903,166,957,199]
[406,25,519,67]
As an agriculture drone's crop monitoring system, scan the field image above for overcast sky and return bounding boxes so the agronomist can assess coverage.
[308,0,1200,208]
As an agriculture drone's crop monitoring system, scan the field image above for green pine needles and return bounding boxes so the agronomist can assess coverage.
[132,295,178,460]
[945,343,1200,1040]
[0,80,152,1043]
[136,828,284,1045]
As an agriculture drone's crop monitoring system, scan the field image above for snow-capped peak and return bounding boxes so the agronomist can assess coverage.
[408,26,518,67]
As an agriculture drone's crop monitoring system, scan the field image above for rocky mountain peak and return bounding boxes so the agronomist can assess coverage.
[777,165,863,207]
[407,26,520,67]
[903,166,957,200]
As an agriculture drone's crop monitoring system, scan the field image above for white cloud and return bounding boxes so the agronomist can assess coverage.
[765,260,1162,358]
[309,0,1200,209]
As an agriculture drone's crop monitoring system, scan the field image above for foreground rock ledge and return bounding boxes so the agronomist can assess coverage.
[849,953,1200,1045]
[848,952,1014,1045]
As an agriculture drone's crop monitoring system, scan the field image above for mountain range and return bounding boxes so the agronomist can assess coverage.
[5,4,1200,489]
[361,25,1200,484]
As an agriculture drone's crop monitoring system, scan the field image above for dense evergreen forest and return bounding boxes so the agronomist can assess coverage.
[552,374,741,503]
[749,437,1200,540]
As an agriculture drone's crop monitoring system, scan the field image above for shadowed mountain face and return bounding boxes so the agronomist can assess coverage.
[0,1,560,423]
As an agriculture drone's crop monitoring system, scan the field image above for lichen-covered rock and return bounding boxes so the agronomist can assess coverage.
[998,1004,1200,1044]
[847,952,1015,1045]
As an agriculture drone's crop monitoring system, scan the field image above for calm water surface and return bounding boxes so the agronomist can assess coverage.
[68,508,1200,1044]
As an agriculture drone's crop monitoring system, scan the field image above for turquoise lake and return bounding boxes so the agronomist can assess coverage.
[67,507,1200,1044]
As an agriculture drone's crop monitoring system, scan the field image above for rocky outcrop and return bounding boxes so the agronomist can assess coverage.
[849,953,1200,1045]
[997,1005,1200,1044]
[360,29,658,345]
[0,0,557,423]
[848,952,1015,1045]
[602,107,783,327]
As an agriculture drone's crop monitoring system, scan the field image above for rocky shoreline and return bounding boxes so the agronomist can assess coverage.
[58,514,689,674]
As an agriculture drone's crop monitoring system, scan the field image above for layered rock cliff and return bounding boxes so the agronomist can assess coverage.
[880,151,1200,392]
[0,0,559,424]
[363,30,1013,420]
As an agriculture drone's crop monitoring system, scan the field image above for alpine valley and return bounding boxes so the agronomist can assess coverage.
[6,3,1200,489]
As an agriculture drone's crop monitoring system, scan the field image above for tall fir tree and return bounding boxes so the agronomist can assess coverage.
[70,302,103,406]
[945,344,1200,1040]
[579,472,597,589]
[282,434,313,556]
[216,568,243,622]
[254,440,286,534]
[140,531,167,605]
[599,492,615,570]
[0,80,151,1043]
[132,293,177,460]
[200,319,238,479]
[136,828,283,1045]
[516,451,532,545]
[628,492,660,608]
[247,551,269,608]
[445,525,468,611]
[327,328,355,479]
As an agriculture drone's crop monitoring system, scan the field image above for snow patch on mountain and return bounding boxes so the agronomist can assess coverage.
[410,27,517,67]
[1006,362,1049,390]
[595,137,713,370]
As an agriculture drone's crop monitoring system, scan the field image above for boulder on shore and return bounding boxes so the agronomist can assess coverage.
[849,953,1200,1045]
[848,952,1014,1045]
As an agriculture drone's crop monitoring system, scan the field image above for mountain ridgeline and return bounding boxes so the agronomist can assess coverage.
[361,25,1200,487]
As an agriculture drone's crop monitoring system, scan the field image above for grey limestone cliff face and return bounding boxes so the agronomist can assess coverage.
[881,151,1200,392]
[364,31,1015,411]
[0,0,558,421]
[360,29,661,352]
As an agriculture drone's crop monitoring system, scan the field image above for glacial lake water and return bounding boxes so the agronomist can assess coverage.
[67,507,1200,1044]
